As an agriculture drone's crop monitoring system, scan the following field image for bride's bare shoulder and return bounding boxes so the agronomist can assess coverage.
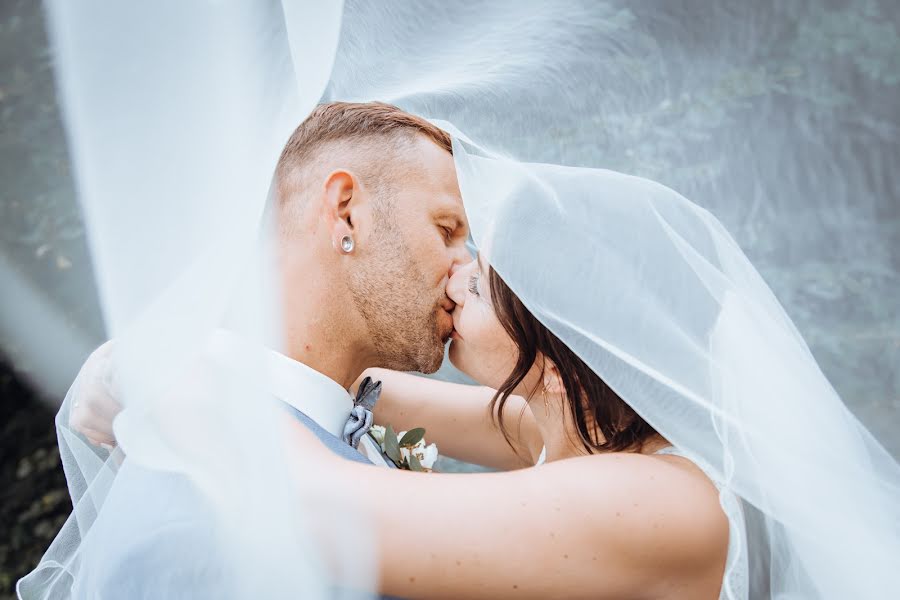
[543,451,730,570]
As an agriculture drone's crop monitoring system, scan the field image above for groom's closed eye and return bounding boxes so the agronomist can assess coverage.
[436,219,465,244]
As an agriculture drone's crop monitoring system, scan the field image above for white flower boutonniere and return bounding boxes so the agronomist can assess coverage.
[369,424,438,472]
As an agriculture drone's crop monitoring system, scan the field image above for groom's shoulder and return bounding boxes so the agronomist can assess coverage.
[112,459,216,521]
[75,461,232,597]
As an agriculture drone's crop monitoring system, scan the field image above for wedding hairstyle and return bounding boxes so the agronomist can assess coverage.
[274,101,452,219]
[488,268,659,454]
[279,101,452,160]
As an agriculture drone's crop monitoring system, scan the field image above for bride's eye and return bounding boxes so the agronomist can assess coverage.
[467,273,481,297]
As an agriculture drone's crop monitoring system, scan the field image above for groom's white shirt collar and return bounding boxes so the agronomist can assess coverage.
[114,329,389,470]
[263,343,353,439]
[208,329,352,439]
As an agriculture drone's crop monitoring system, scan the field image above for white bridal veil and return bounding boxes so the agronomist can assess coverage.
[450,139,900,597]
[20,1,359,599]
[21,0,900,598]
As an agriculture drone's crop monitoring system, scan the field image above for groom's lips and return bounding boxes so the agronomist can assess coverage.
[438,307,455,341]
[438,297,456,341]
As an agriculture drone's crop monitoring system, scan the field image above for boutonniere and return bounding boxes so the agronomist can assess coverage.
[369,425,438,472]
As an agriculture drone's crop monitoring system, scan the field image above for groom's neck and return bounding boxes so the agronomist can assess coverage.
[280,285,374,392]
[283,323,370,391]
[276,239,376,390]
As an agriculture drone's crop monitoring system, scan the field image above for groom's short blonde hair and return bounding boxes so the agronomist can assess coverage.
[274,101,452,219]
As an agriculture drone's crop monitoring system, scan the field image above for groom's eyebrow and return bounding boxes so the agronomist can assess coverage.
[435,204,466,224]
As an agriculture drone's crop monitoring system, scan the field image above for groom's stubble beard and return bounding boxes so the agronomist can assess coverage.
[347,206,446,373]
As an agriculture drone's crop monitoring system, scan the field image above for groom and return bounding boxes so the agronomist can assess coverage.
[273,101,468,386]
[62,102,470,598]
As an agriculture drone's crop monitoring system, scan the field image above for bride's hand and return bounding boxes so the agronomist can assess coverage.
[69,341,123,449]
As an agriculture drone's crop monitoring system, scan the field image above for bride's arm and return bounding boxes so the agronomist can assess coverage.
[67,350,544,469]
[358,368,543,469]
[289,419,728,600]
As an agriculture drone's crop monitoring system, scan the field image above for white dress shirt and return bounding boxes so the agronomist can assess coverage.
[114,330,390,468]
[208,330,390,467]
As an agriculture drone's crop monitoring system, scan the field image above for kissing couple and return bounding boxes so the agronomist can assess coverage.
[24,101,900,600]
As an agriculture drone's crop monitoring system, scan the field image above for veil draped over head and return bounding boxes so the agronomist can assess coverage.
[22,0,900,598]
[450,138,900,597]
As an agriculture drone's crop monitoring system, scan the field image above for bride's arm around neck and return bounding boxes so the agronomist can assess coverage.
[358,368,544,470]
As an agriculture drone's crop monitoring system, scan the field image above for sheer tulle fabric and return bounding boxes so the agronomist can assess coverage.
[450,140,900,597]
[22,1,900,598]
[19,2,366,598]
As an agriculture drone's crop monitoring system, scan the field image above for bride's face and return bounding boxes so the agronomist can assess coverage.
[446,257,523,388]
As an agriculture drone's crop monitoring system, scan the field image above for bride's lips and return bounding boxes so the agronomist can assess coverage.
[449,313,462,340]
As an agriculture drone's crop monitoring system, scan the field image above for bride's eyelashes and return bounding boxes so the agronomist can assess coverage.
[467,272,481,297]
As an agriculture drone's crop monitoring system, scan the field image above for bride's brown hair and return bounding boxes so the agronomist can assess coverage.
[487,268,658,454]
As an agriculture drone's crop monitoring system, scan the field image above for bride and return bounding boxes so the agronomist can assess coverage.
[63,139,900,599]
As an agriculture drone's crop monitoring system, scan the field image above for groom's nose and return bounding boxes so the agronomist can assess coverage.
[448,242,470,273]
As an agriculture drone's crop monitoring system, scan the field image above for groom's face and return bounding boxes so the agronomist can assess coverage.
[348,135,470,373]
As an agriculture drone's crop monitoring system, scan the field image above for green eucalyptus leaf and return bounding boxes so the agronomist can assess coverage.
[408,454,424,472]
[384,425,401,462]
[399,427,426,448]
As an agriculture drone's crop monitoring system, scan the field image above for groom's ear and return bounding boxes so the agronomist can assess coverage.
[322,169,358,250]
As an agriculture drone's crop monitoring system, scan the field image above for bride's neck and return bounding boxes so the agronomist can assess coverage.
[530,391,591,462]
[532,391,670,461]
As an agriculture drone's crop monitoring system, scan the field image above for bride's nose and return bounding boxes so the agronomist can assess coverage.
[446,260,472,305]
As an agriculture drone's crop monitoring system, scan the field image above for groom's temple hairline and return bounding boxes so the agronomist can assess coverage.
[276,101,452,181]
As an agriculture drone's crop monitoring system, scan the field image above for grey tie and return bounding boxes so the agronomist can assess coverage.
[342,376,381,449]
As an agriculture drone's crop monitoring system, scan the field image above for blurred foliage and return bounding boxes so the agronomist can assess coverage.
[793,1,900,86]
[0,362,69,600]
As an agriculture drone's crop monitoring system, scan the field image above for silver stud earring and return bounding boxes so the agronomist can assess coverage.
[340,235,355,253]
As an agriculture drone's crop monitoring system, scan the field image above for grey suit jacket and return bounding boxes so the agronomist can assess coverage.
[73,402,403,599]
[282,402,397,469]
